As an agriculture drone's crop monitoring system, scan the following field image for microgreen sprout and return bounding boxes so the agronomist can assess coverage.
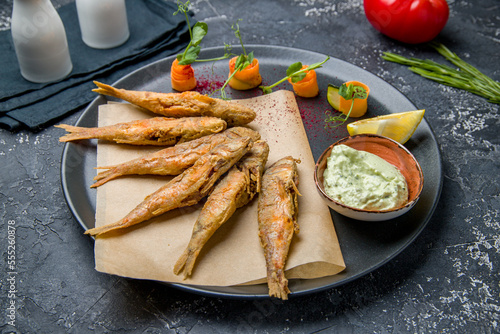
[324,83,367,128]
[217,20,254,100]
[174,1,231,65]
[260,56,330,94]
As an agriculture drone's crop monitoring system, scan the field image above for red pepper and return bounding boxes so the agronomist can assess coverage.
[364,0,449,44]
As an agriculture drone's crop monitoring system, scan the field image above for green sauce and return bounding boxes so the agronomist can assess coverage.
[323,144,408,211]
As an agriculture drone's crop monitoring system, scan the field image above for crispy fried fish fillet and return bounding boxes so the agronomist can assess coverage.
[173,141,270,278]
[85,137,254,237]
[93,81,256,126]
[91,127,260,188]
[258,156,301,300]
[56,117,226,146]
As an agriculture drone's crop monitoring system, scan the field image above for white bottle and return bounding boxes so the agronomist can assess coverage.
[75,0,130,49]
[11,0,73,83]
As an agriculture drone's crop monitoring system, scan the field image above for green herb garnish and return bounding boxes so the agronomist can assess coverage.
[324,83,367,128]
[260,56,330,94]
[231,20,254,71]
[382,42,500,104]
[174,1,231,65]
[217,20,253,100]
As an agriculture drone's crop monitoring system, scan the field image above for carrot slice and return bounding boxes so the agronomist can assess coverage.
[287,66,319,98]
[171,58,197,92]
[228,57,262,90]
[339,80,370,117]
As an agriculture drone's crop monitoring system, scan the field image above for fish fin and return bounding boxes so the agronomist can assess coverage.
[92,81,121,99]
[173,249,190,279]
[94,164,117,169]
[90,169,116,188]
[84,220,128,236]
[55,124,94,142]
[291,179,302,196]
[268,272,290,300]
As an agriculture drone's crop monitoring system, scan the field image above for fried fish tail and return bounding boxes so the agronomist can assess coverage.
[261,226,294,300]
[92,81,120,98]
[92,81,124,99]
[84,200,156,236]
[258,156,300,300]
[173,249,194,278]
[91,168,121,188]
[55,124,102,142]
[85,137,254,237]
[174,141,270,278]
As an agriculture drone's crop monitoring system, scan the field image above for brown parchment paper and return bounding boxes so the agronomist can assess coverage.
[93,90,345,286]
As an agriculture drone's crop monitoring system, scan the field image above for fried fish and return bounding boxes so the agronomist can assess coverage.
[257,156,301,300]
[85,136,254,237]
[56,116,226,146]
[93,81,256,126]
[174,140,270,278]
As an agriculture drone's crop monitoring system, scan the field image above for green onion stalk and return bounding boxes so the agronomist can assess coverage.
[382,42,500,105]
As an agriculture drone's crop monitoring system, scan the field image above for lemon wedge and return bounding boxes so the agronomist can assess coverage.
[347,109,425,144]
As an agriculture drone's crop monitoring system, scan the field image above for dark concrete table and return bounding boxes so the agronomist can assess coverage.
[1,0,499,333]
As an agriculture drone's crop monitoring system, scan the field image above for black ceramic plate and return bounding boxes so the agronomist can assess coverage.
[61,45,442,299]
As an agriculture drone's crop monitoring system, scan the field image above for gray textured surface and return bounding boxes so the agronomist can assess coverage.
[1,0,499,333]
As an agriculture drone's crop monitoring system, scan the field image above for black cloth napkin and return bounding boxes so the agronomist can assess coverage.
[0,0,191,132]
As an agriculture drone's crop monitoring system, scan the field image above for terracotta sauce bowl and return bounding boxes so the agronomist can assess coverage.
[314,134,424,221]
